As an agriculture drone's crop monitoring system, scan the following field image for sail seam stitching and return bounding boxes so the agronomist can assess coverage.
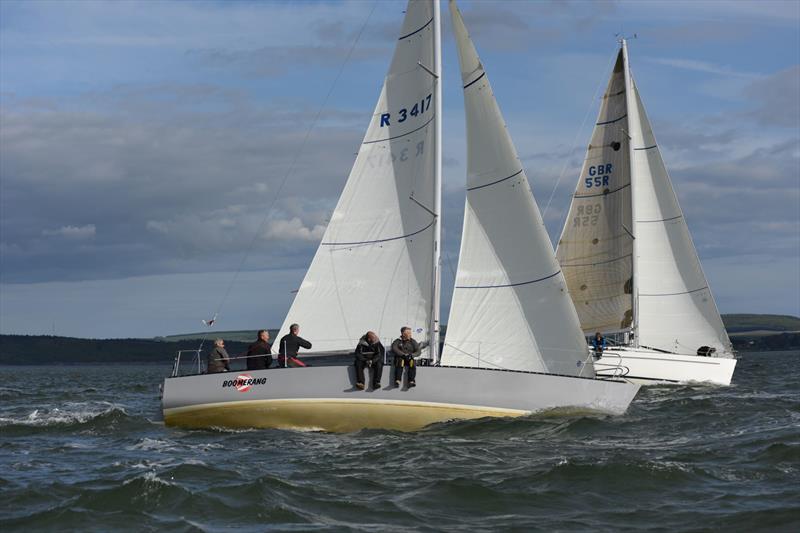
[596,114,627,125]
[463,71,486,89]
[466,169,524,192]
[320,219,434,246]
[637,215,682,223]
[455,270,561,289]
[574,183,630,198]
[363,115,435,144]
[639,286,708,297]
[634,144,657,151]
[398,17,433,40]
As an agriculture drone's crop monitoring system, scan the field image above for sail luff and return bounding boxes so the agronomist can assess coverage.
[621,38,640,346]
[430,0,442,363]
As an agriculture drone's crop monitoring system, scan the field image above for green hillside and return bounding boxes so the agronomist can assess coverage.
[721,314,800,333]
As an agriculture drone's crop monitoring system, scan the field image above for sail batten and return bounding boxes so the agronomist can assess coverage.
[441,0,590,376]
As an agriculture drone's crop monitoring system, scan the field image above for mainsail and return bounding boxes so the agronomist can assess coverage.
[623,41,732,356]
[278,0,440,356]
[556,50,634,334]
[557,41,732,356]
[440,0,591,376]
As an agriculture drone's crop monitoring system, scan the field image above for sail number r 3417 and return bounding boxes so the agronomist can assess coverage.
[380,94,433,127]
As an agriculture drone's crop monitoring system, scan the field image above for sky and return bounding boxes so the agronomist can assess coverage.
[1,0,798,339]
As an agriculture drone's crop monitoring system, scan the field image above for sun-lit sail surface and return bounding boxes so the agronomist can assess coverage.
[440,0,590,376]
[279,0,439,355]
[625,61,732,356]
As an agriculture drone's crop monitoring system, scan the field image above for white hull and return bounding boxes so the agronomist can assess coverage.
[161,365,639,432]
[594,347,737,386]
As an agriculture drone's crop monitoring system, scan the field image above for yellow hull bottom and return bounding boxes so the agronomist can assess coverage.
[164,398,530,432]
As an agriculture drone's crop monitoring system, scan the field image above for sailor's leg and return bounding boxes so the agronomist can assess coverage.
[394,356,404,385]
[354,359,366,386]
[372,359,384,388]
[407,358,416,384]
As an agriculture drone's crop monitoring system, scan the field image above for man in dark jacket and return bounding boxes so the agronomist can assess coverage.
[278,323,312,367]
[207,338,230,373]
[591,331,606,359]
[392,326,420,387]
[246,330,272,370]
[354,331,385,390]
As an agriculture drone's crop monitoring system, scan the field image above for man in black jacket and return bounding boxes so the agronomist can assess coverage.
[354,331,385,390]
[246,330,272,370]
[392,326,420,387]
[278,324,312,367]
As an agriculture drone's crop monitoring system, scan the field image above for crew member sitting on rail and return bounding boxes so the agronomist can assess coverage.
[392,326,420,388]
[354,331,385,390]
[278,323,312,367]
[207,338,230,373]
[246,330,273,370]
[591,331,606,359]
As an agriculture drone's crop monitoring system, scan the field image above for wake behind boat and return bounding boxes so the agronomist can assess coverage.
[161,0,639,432]
[555,40,736,386]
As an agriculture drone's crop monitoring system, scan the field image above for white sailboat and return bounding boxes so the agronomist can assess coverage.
[161,0,639,432]
[556,41,736,385]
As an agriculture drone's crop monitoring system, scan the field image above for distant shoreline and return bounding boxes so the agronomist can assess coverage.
[1,313,797,364]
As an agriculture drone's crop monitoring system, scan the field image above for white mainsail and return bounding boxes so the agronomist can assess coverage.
[557,41,732,357]
[278,0,440,356]
[623,41,732,356]
[440,0,591,376]
[556,50,634,335]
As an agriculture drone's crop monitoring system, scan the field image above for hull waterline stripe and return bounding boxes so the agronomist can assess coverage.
[596,114,627,126]
[456,270,561,289]
[634,144,658,151]
[574,182,630,199]
[363,115,435,144]
[321,219,434,246]
[639,285,709,297]
[637,214,682,223]
[398,17,433,40]
[463,71,486,89]
[562,253,632,268]
[467,169,524,192]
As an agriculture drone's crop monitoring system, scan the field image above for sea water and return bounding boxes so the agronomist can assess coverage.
[1,352,798,531]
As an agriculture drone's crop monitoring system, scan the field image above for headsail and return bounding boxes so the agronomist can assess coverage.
[278,0,439,355]
[624,42,732,356]
[556,50,634,335]
[441,0,591,376]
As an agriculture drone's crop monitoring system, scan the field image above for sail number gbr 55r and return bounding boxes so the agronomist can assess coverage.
[585,163,613,188]
[379,94,433,127]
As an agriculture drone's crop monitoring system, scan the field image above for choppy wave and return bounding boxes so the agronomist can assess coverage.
[1,352,799,531]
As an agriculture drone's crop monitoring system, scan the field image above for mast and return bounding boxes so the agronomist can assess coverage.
[621,38,639,347]
[430,0,442,364]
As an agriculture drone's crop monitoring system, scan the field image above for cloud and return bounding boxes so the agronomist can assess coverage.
[744,66,800,127]
[41,224,96,240]
[265,217,326,242]
[645,57,762,79]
